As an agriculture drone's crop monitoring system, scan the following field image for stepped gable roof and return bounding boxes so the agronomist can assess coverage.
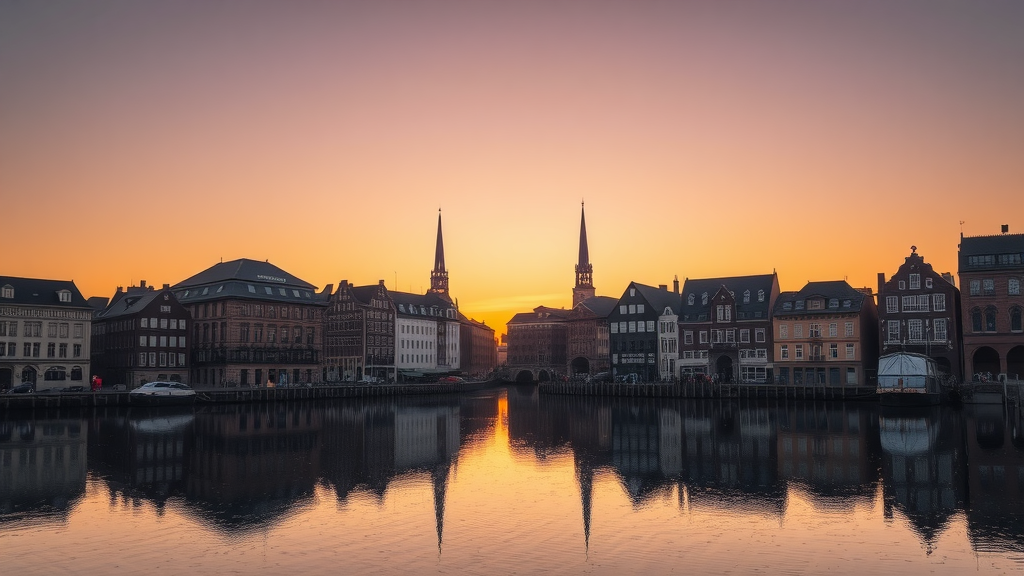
[773,280,867,316]
[95,287,170,319]
[958,233,1024,272]
[0,276,90,308]
[172,258,327,305]
[174,258,316,290]
[632,283,681,315]
[576,296,618,318]
[507,306,573,326]
[681,274,776,321]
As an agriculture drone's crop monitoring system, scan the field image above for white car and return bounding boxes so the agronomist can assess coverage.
[128,381,196,405]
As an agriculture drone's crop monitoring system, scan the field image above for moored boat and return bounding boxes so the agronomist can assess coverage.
[128,381,197,406]
[876,352,942,406]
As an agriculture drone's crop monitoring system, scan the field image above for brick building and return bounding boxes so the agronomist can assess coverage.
[958,229,1024,379]
[324,280,396,383]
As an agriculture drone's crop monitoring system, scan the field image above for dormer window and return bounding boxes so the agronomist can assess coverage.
[783,302,793,310]
[828,299,839,308]
[687,294,695,306]
[795,301,805,310]
[743,290,750,304]
[1,285,12,299]
[701,292,708,305]
[629,288,636,297]
[909,274,921,290]
[57,290,72,303]
[758,290,765,302]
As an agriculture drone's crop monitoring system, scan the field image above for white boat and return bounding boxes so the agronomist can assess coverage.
[876,352,942,406]
[129,381,197,406]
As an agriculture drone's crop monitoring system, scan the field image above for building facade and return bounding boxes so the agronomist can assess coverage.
[324,280,396,382]
[877,246,963,380]
[173,258,330,388]
[459,314,497,378]
[393,291,460,378]
[566,296,615,377]
[0,276,92,391]
[91,281,191,388]
[506,306,571,380]
[608,282,680,383]
[678,274,779,383]
[958,229,1024,379]
[772,281,878,387]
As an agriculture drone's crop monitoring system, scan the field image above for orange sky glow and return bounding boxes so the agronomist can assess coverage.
[2,1,1022,333]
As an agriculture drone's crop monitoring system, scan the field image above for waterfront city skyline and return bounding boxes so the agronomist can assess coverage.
[3,1,1022,331]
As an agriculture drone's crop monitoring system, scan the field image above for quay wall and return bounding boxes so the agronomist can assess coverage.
[538,381,879,401]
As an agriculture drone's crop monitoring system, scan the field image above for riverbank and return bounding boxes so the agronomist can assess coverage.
[0,379,504,410]
[538,380,879,400]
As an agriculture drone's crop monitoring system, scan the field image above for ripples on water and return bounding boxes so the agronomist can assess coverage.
[1,385,1022,574]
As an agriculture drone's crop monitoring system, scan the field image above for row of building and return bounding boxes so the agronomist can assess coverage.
[506,207,1024,386]
[0,212,498,390]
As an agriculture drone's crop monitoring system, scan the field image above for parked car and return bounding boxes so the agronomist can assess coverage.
[438,376,464,383]
[8,382,35,394]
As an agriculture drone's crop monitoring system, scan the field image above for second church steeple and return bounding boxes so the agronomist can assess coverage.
[573,202,596,307]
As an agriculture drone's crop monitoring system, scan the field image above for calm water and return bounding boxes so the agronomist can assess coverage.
[2,385,1022,575]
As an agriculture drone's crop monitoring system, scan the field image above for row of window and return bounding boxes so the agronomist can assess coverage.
[884,294,947,313]
[0,342,83,358]
[969,306,1023,333]
[781,298,853,311]
[618,304,646,315]
[886,318,949,342]
[611,321,657,334]
[139,336,187,348]
[780,343,856,360]
[967,254,1023,267]
[400,339,434,350]
[138,352,187,367]
[0,321,85,339]
[140,317,187,330]
[777,366,858,385]
[686,289,766,306]
[682,328,767,344]
[968,278,1021,296]
[236,302,318,320]
[896,274,933,290]
[778,322,855,339]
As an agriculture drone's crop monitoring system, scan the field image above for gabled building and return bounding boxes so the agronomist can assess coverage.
[678,274,779,383]
[567,295,616,376]
[608,282,680,382]
[173,258,331,388]
[506,306,571,379]
[91,280,191,388]
[459,313,497,378]
[877,246,963,380]
[393,291,460,378]
[958,228,1024,379]
[0,276,93,391]
[324,280,396,382]
[772,281,878,387]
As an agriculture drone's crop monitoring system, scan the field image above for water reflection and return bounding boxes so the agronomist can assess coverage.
[2,387,1024,570]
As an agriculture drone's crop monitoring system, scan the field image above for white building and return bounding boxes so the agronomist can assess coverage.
[0,276,93,391]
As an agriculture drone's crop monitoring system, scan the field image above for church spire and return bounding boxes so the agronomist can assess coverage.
[430,209,449,297]
[573,202,596,307]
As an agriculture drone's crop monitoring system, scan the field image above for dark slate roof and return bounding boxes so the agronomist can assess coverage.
[958,233,1024,272]
[633,283,682,315]
[577,296,617,318]
[347,284,391,306]
[95,287,176,320]
[458,312,494,331]
[680,274,776,322]
[172,259,327,306]
[174,258,317,290]
[0,276,90,308]
[391,290,456,319]
[773,280,868,316]
[507,306,572,325]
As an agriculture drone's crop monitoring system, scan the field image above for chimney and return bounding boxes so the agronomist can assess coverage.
[877,272,886,295]
[1002,224,1009,234]
[140,280,147,289]
[673,275,679,294]
[659,284,668,291]
[116,286,123,293]
[163,283,170,289]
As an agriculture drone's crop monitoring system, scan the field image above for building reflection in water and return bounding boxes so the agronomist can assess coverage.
[0,414,87,525]
[4,385,1024,563]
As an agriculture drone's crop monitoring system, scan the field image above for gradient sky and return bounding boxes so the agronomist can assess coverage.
[3,0,1022,332]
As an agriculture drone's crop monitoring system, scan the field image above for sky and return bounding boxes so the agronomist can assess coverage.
[2,0,1022,333]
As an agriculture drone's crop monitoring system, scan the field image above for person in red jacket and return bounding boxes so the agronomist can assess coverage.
[90,375,102,392]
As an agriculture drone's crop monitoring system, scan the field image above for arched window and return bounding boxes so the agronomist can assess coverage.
[1012,307,1023,332]
[687,294,695,306]
[44,366,67,381]
[70,366,83,381]
[971,308,983,332]
[985,306,998,332]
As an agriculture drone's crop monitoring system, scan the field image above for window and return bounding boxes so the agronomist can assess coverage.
[755,329,765,343]
[888,321,900,342]
[903,294,929,312]
[808,300,823,310]
[781,345,789,359]
[1011,278,1021,296]
[743,290,750,303]
[702,293,708,305]
[1011,307,1023,332]
[47,343,55,358]
[73,344,81,358]
[59,343,67,358]
[829,343,838,359]
[934,318,947,341]
[619,305,627,315]
[628,304,636,314]
[983,279,995,296]
[794,324,803,338]
[758,290,765,302]
[647,321,655,332]
[779,324,788,339]
[829,299,839,308]
[846,368,857,385]
[139,353,147,367]
[932,293,946,312]
[908,319,923,341]
[637,304,645,314]
[909,274,921,289]
[845,322,854,337]
[985,307,997,332]
[972,308,983,332]
[846,343,855,359]
[970,279,980,296]
[716,305,731,322]
[886,296,898,313]
[808,323,821,338]
[684,331,693,344]
[0,285,11,298]
[629,288,636,297]
[628,321,636,333]
[899,280,905,290]
[726,329,735,343]
[829,323,837,337]
[610,323,619,334]
[699,331,708,344]
[739,329,750,343]
[925,278,933,288]
[687,294,695,306]
[795,345,804,359]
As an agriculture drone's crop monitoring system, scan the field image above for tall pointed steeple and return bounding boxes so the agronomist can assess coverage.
[429,209,450,298]
[573,202,596,307]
